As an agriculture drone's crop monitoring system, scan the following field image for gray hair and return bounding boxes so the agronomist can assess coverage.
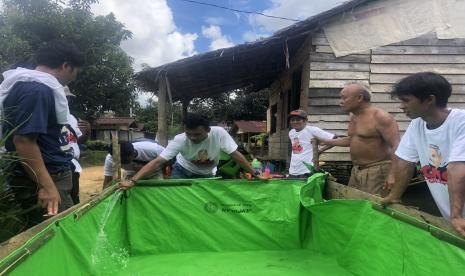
[345,81,372,102]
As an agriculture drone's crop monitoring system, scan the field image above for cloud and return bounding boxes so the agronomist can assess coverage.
[201,25,234,50]
[249,0,343,33]
[92,0,198,71]
[205,17,226,25]
[242,31,269,42]
[137,91,156,106]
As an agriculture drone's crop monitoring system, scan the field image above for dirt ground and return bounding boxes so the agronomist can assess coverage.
[79,166,104,202]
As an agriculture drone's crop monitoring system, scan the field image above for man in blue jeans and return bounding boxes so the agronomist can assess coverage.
[119,113,267,189]
[0,41,85,226]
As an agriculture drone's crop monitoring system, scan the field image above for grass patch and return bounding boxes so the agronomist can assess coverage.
[79,150,108,168]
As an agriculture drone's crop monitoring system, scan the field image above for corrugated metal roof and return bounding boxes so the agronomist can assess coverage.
[94,117,136,126]
[234,120,266,134]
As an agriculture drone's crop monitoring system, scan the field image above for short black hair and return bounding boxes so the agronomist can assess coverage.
[392,72,451,108]
[34,40,85,69]
[108,142,135,164]
[183,113,210,129]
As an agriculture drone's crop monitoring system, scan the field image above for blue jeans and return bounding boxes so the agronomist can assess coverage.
[171,162,212,179]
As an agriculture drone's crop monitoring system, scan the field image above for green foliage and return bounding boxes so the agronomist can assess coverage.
[134,99,184,137]
[133,89,268,139]
[0,0,137,120]
[85,139,109,151]
[250,133,268,144]
[189,88,269,122]
[79,150,108,167]
[134,98,158,133]
[0,129,26,242]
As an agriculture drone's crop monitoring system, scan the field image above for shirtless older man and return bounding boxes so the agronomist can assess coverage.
[318,82,400,196]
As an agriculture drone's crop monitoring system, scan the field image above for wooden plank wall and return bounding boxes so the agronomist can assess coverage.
[308,32,465,162]
[267,36,313,161]
[370,32,465,120]
[308,32,369,161]
[268,79,291,160]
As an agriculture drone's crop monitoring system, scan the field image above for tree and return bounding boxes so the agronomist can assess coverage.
[133,88,269,139]
[0,0,137,120]
[133,99,184,137]
[189,88,269,122]
[134,98,158,133]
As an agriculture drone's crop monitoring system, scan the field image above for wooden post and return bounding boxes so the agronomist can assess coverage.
[300,56,310,110]
[312,138,319,171]
[181,98,189,120]
[157,78,168,146]
[111,130,121,181]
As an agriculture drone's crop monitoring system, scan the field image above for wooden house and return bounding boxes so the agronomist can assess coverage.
[92,117,155,142]
[136,0,465,169]
[230,120,267,155]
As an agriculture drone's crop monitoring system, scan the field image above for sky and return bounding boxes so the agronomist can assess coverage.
[0,1,344,104]
[90,0,343,105]
[91,0,344,71]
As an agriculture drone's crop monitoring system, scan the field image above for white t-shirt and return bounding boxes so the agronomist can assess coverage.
[160,126,238,175]
[104,141,165,176]
[396,109,465,219]
[289,126,334,175]
[67,114,83,173]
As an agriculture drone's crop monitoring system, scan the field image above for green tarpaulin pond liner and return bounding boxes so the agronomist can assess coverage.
[2,173,465,275]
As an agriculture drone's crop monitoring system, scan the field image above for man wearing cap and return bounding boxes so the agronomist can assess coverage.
[288,109,335,178]
[317,82,400,196]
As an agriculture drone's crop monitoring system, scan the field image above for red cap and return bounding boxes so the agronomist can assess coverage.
[289,109,307,119]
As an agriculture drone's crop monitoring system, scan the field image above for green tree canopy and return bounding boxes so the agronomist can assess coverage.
[189,89,269,122]
[0,0,137,120]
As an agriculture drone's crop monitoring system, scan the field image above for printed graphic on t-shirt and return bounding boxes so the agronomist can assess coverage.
[291,137,303,154]
[421,144,448,185]
[191,149,214,166]
[66,129,77,144]
[59,125,74,157]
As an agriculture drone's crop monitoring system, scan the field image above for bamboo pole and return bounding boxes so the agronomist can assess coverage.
[158,78,168,146]
[181,99,189,120]
[111,130,121,181]
[0,229,55,275]
[312,139,320,171]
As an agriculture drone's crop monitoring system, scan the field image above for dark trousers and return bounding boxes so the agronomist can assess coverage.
[288,173,311,179]
[171,162,212,179]
[8,170,73,229]
[70,172,80,204]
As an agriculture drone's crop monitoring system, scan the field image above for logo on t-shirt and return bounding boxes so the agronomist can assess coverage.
[191,149,214,166]
[66,128,77,144]
[421,144,448,185]
[291,137,303,154]
[59,126,74,157]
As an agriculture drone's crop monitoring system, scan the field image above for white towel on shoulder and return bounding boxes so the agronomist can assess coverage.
[0,67,70,138]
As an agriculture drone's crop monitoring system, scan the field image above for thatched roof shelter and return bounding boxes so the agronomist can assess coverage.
[135,0,372,102]
[133,0,373,146]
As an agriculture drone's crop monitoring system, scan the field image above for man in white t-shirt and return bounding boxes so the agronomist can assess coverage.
[382,72,465,237]
[102,140,165,188]
[288,109,335,178]
[119,114,267,189]
[64,86,91,204]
